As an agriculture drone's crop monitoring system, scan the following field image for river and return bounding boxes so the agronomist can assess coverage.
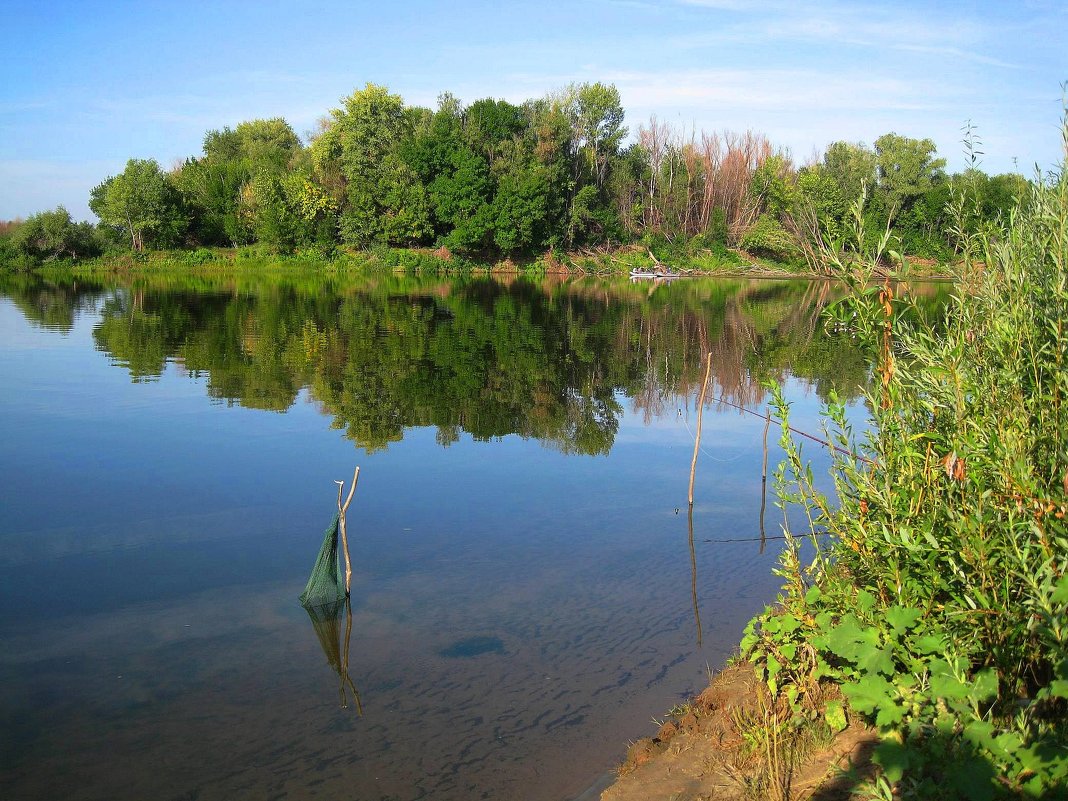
[0,271,917,801]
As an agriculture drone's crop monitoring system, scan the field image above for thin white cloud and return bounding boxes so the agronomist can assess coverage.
[671,0,1009,66]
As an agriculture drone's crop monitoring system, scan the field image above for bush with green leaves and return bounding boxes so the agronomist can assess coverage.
[740,214,802,263]
[742,125,1068,798]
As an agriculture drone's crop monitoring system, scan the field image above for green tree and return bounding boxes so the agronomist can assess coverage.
[822,141,877,209]
[312,83,432,246]
[11,207,99,261]
[175,118,304,247]
[239,170,338,250]
[171,157,249,246]
[576,83,626,182]
[796,165,847,242]
[90,159,187,251]
[750,154,799,218]
[873,133,946,220]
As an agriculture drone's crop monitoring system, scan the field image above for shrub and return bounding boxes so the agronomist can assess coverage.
[739,215,801,263]
[743,127,1068,797]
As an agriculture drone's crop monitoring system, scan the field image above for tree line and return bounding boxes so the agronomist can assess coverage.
[0,82,1031,268]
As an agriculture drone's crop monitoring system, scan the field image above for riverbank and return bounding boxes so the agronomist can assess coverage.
[4,242,953,282]
[594,662,878,801]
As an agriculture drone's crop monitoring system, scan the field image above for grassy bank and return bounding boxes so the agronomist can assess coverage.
[10,239,957,283]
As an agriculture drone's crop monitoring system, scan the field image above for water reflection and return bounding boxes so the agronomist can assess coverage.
[0,271,900,455]
[304,597,362,713]
[687,506,703,647]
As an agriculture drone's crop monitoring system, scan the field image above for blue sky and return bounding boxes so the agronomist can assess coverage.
[1,0,1064,221]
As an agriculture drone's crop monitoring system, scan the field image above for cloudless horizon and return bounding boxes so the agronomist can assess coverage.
[2,0,1065,221]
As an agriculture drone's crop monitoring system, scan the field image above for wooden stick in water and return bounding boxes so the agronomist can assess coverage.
[759,408,771,554]
[334,467,360,596]
[688,352,713,507]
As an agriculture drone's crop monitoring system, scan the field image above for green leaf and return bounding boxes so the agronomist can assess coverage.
[970,669,999,703]
[930,671,970,701]
[804,585,822,605]
[856,590,877,614]
[991,730,1025,760]
[872,739,909,784]
[1052,574,1068,605]
[859,646,897,677]
[843,674,896,717]
[963,720,997,751]
[884,606,922,632]
[824,615,880,665]
[912,633,946,655]
[874,699,905,728]
[825,699,848,733]
[1045,679,1068,699]
[777,614,801,635]
[946,757,996,801]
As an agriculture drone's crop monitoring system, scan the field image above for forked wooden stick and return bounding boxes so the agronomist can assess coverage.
[333,467,360,595]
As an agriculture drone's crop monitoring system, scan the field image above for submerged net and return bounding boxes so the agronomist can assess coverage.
[299,512,345,607]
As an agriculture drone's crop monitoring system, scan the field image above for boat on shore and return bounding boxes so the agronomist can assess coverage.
[629,267,680,280]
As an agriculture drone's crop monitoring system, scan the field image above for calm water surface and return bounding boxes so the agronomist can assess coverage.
[0,273,913,801]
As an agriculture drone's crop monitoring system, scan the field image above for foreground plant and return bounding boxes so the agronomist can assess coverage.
[742,121,1068,798]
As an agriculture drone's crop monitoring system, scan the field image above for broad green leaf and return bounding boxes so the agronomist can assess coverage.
[912,634,946,655]
[859,645,896,677]
[872,739,909,783]
[874,699,905,728]
[963,720,997,751]
[843,674,896,717]
[777,614,801,635]
[825,699,848,733]
[856,590,876,614]
[884,606,922,632]
[1052,574,1068,605]
[1045,679,1068,699]
[824,615,880,665]
[970,669,999,703]
[992,730,1025,760]
[930,671,970,700]
[767,654,782,680]
[946,757,996,801]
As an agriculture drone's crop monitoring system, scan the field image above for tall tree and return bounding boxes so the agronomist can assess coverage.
[873,133,946,220]
[312,83,431,246]
[175,118,303,246]
[822,141,877,209]
[90,159,186,251]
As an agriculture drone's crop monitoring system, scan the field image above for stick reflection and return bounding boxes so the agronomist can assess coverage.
[304,596,363,713]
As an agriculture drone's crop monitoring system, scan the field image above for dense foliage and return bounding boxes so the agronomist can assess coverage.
[0,84,1030,270]
[742,132,1068,797]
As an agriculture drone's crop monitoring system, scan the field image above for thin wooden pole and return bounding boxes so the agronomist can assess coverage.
[759,408,771,554]
[688,352,713,506]
[335,467,360,596]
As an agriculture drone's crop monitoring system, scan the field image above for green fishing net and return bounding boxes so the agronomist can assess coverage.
[298,512,346,607]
